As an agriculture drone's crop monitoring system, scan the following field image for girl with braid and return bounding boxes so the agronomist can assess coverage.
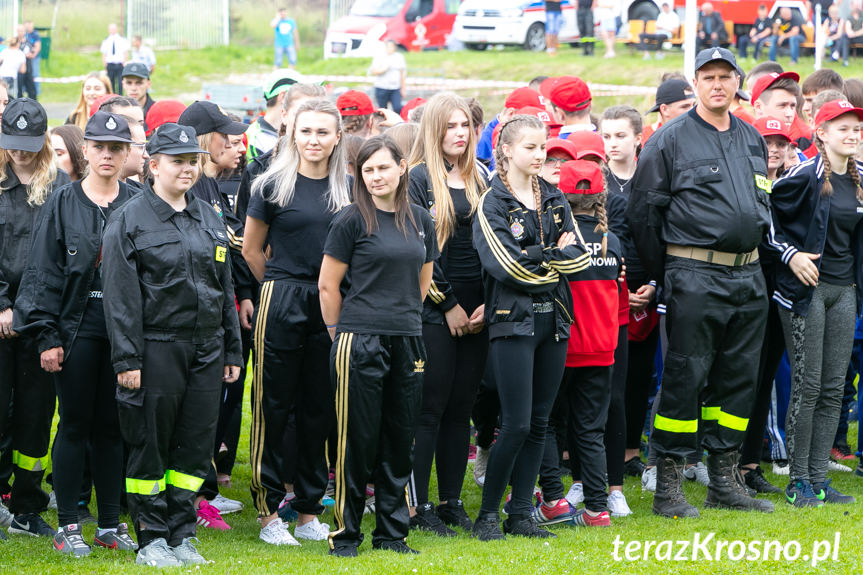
[769,100,863,508]
[471,115,589,541]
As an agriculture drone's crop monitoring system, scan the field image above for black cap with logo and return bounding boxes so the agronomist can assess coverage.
[177,101,247,136]
[122,62,150,80]
[1,98,48,153]
[694,47,741,75]
[146,123,208,156]
[84,111,134,143]
[648,78,695,113]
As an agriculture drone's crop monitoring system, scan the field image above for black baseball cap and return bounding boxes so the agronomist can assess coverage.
[84,111,134,143]
[146,123,208,156]
[122,62,150,80]
[1,98,47,152]
[648,78,695,113]
[694,47,741,75]
[177,101,247,136]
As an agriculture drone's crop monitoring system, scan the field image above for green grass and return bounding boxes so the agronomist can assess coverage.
[1,363,862,574]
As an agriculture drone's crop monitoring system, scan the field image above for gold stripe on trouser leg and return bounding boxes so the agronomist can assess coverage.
[328,332,353,549]
[250,280,274,516]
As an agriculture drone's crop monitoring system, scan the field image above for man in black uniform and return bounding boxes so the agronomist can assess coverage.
[627,48,775,518]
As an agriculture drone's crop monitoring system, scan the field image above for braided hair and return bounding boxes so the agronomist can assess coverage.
[566,182,609,257]
[814,129,863,200]
[494,114,549,245]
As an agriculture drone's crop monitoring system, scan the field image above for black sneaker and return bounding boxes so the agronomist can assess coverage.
[409,503,455,537]
[78,504,97,525]
[623,456,646,477]
[436,499,473,531]
[373,539,419,554]
[785,479,823,508]
[502,515,556,538]
[8,513,55,537]
[472,513,505,542]
[744,466,781,494]
[329,544,359,558]
[856,458,863,478]
[94,523,139,550]
[814,479,856,504]
[53,524,91,557]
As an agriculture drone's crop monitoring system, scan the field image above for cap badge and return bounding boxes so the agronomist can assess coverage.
[712,49,722,59]
[179,130,190,143]
[16,116,27,130]
[839,101,853,109]
[766,119,781,130]
[538,111,551,122]
[106,117,117,130]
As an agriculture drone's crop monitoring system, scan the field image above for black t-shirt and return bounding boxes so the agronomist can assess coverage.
[247,174,335,283]
[445,187,482,282]
[546,0,562,13]
[777,11,805,34]
[324,204,438,336]
[75,181,132,340]
[752,17,771,34]
[820,172,863,285]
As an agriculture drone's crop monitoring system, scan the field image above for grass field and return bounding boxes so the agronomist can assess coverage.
[0,366,862,574]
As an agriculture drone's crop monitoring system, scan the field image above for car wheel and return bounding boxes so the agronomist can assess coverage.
[465,42,488,51]
[524,22,545,51]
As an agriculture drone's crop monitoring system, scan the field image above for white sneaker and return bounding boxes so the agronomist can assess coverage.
[294,517,330,541]
[641,467,657,492]
[259,519,301,546]
[210,493,244,514]
[608,490,632,517]
[565,482,584,507]
[828,460,852,473]
[474,446,490,487]
[773,462,789,476]
[683,462,710,486]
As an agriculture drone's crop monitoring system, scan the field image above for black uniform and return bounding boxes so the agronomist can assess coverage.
[0,167,70,515]
[473,176,590,520]
[406,162,489,509]
[325,203,438,552]
[101,185,242,548]
[14,181,135,528]
[626,107,771,460]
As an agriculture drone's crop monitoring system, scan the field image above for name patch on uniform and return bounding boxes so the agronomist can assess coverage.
[857,207,863,214]
[215,246,227,262]
[755,174,772,194]
[510,219,525,240]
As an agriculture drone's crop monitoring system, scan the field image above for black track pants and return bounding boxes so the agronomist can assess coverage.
[329,333,425,551]
[118,338,222,548]
[0,337,54,515]
[249,279,333,517]
[625,326,659,449]
[53,337,123,528]
[605,326,628,486]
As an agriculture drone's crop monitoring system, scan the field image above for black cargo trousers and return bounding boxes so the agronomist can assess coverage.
[117,337,223,548]
[651,256,768,460]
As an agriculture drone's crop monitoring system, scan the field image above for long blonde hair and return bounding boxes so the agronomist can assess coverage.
[251,99,350,212]
[0,137,60,206]
[409,92,486,249]
[70,73,112,131]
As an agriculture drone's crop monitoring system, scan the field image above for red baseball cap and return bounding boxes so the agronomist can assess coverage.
[516,106,560,129]
[752,116,792,143]
[546,137,579,161]
[750,72,801,105]
[814,99,863,127]
[567,130,606,161]
[539,77,560,102]
[400,97,425,122]
[145,99,187,137]
[559,160,604,195]
[549,76,592,113]
[506,87,544,110]
[337,90,375,116]
[89,93,115,118]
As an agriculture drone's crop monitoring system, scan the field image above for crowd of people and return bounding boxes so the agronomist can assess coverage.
[2,41,863,566]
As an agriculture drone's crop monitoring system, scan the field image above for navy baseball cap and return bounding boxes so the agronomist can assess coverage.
[146,123,208,156]
[178,101,247,136]
[694,47,741,75]
[122,62,150,80]
[1,98,47,152]
[84,111,134,143]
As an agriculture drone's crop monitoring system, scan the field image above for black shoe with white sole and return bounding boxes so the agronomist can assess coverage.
[8,513,55,537]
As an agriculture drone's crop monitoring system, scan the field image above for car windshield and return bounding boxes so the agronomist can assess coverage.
[350,0,408,17]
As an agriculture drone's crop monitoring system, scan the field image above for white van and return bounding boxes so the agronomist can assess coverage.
[452,0,580,51]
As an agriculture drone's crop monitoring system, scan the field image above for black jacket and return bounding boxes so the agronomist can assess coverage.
[770,155,863,316]
[626,108,771,284]
[408,161,489,325]
[13,181,136,354]
[0,168,70,312]
[101,185,243,374]
[472,175,590,341]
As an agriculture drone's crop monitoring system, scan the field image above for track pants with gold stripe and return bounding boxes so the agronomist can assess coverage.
[329,332,425,551]
[652,258,767,460]
[116,338,222,548]
[0,337,54,515]
[249,279,333,517]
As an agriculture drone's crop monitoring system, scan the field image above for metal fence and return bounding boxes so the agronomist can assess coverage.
[328,0,352,26]
[0,0,18,40]
[126,0,229,49]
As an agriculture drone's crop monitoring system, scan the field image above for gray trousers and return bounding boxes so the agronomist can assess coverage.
[779,282,857,485]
